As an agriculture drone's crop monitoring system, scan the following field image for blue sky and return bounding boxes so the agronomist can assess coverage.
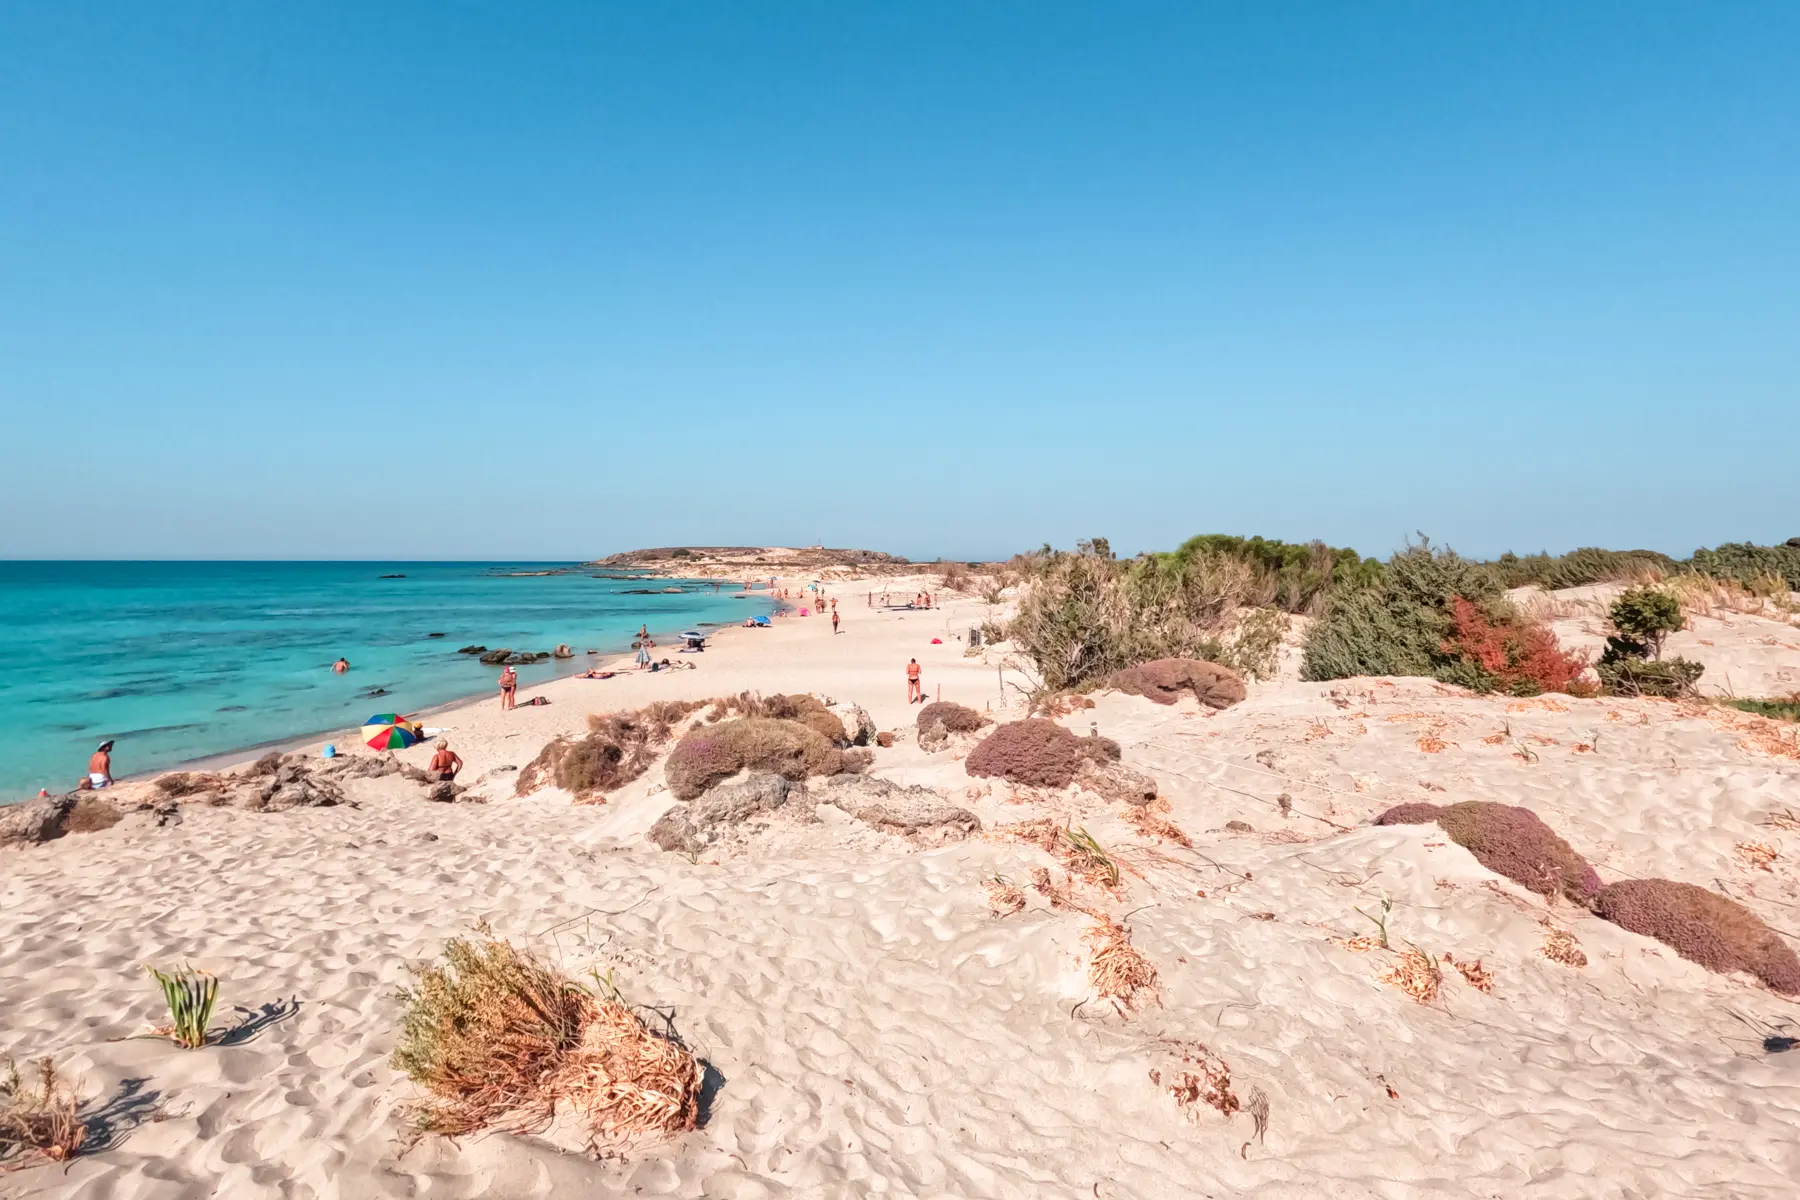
[2,2,1795,562]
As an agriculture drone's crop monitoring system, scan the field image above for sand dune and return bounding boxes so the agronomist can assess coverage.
[5,581,1799,1197]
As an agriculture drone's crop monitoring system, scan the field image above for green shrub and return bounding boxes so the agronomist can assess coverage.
[1688,541,1800,590]
[1596,656,1704,698]
[1605,587,1683,660]
[1725,698,1800,722]
[1478,547,1678,591]
[1300,539,1502,683]
[1159,535,1382,614]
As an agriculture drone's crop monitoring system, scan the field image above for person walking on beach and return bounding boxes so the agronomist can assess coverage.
[88,740,114,788]
[906,658,922,704]
[636,636,654,669]
[498,665,518,710]
[429,738,463,783]
[832,609,841,634]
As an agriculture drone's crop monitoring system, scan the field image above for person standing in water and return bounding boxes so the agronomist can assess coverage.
[498,664,518,710]
[332,657,350,673]
[88,740,115,788]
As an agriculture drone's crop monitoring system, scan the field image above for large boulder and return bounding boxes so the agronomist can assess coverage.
[649,773,794,855]
[810,775,981,837]
[828,701,876,747]
[0,794,74,847]
[479,648,513,665]
[918,720,951,753]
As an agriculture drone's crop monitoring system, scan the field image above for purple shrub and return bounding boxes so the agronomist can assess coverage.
[1595,879,1800,995]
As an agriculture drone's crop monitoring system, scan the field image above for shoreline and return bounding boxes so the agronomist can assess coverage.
[9,585,782,802]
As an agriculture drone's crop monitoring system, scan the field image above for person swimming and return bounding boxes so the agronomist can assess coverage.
[332,657,350,673]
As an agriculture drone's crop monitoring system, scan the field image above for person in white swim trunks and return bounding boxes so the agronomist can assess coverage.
[87,740,115,788]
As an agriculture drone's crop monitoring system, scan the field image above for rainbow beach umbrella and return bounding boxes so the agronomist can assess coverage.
[361,713,419,750]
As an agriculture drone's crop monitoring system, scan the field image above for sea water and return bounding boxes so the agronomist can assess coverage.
[0,562,771,801]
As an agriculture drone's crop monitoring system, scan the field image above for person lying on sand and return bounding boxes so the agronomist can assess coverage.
[87,740,114,788]
[574,669,617,679]
[429,739,463,783]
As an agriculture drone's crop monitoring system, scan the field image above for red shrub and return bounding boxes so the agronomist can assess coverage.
[1595,879,1800,995]
[1111,659,1247,709]
[1444,597,1589,696]
[965,719,1120,788]
[1376,800,1600,905]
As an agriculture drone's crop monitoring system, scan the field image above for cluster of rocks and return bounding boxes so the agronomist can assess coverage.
[472,648,555,665]
[0,749,483,850]
[648,772,979,857]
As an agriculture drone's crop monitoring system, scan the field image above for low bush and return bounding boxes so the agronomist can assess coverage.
[1726,698,1800,723]
[65,795,121,834]
[1477,547,1678,591]
[0,1056,86,1170]
[1374,800,1600,905]
[664,717,845,800]
[915,701,988,733]
[1443,597,1589,696]
[1160,534,1382,614]
[706,693,847,744]
[1596,656,1704,699]
[393,932,702,1143]
[1303,540,1503,682]
[1109,659,1246,709]
[1688,541,1800,590]
[965,719,1120,788]
[517,701,704,800]
[1594,879,1800,995]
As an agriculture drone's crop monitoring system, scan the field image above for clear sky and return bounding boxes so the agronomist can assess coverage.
[2,2,1795,563]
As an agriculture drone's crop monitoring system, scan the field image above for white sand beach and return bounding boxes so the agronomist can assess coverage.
[4,576,1799,1198]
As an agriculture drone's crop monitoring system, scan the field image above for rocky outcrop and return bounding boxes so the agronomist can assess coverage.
[0,794,75,847]
[649,773,794,855]
[828,701,876,747]
[479,648,513,664]
[918,720,951,753]
[241,760,347,811]
[553,644,574,659]
[1076,759,1159,806]
[810,775,981,837]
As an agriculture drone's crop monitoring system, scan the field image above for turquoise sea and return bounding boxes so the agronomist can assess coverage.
[0,562,772,802]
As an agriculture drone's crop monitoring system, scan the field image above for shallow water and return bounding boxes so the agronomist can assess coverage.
[0,562,771,800]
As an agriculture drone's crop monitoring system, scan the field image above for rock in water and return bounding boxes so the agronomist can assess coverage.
[479,648,512,664]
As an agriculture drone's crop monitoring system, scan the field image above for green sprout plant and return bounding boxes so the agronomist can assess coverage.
[1354,895,1394,949]
[145,964,219,1049]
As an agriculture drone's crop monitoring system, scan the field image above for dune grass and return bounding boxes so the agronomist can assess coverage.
[0,1056,86,1172]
